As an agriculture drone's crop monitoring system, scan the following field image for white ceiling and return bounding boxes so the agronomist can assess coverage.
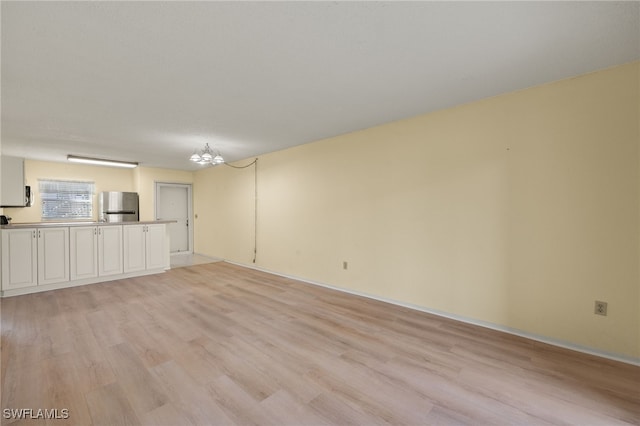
[2,1,639,171]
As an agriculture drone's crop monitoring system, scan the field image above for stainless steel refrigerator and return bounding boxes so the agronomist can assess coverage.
[98,192,139,222]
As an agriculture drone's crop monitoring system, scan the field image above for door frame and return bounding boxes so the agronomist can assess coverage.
[154,182,193,254]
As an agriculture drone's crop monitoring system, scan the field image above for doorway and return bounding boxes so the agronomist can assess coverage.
[155,182,193,254]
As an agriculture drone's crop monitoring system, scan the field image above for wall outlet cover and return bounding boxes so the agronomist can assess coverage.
[594,301,608,316]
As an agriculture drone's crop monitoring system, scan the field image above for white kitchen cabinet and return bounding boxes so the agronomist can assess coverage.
[145,224,166,270]
[2,222,168,297]
[71,225,123,280]
[123,224,146,273]
[1,156,25,207]
[1,228,38,290]
[98,225,123,276]
[70,226,98,280]
[37,227,69,285]
[123,224,166,273]
[2,227,69,289]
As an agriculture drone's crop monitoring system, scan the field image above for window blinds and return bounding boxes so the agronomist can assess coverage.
[39,180,95,220]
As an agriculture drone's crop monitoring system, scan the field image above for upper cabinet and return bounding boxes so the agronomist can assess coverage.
[1,156,25,207]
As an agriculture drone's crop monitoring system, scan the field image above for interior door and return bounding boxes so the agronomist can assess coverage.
[156,183,190,253]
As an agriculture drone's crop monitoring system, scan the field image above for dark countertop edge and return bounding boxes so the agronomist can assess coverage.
[1,220,177,229]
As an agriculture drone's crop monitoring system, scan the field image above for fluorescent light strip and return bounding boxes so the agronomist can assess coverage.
[67,155,138,168]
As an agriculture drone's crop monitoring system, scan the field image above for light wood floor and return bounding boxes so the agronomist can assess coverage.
[1,262,639,425]
[170,253,221,269]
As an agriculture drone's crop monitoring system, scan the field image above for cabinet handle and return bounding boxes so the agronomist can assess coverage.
[38,230,41,238]
[99,228,101,235]
[94,228,97,235]
[33,230,36,238]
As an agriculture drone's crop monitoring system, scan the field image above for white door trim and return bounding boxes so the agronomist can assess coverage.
[154,182,193,254]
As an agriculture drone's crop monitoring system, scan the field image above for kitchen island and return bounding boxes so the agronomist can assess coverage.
[0,220,175,297]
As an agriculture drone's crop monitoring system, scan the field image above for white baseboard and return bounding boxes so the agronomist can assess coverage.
[226,260,640,367]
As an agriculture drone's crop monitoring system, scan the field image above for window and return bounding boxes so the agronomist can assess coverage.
[39,180,95,220]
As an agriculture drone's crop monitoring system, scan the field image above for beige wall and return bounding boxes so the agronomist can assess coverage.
[3,159,135,222]
[194,160,257,261]
[133,167,194,221]
[3,161,194,223]
[194,62,639,359]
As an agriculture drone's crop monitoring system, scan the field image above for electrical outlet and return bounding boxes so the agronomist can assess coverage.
[343,261,348,270]
[594,301,608,316]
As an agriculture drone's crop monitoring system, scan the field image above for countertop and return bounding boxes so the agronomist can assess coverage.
[1,220,176,229]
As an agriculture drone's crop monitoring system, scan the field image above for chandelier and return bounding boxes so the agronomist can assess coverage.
[189,143,225,165]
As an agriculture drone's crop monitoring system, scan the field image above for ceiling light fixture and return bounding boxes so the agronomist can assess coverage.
[67,155,138,168]
[190,143,225,165]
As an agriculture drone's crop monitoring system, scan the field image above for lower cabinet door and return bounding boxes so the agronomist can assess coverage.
[145,224,166,270]
[99,225,123,276]
[1,228,38,290]
[37,227,70,285]
[70,226,98,280]
[123,224,146,273]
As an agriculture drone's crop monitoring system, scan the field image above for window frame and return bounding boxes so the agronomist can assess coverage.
[38,179,95,221]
